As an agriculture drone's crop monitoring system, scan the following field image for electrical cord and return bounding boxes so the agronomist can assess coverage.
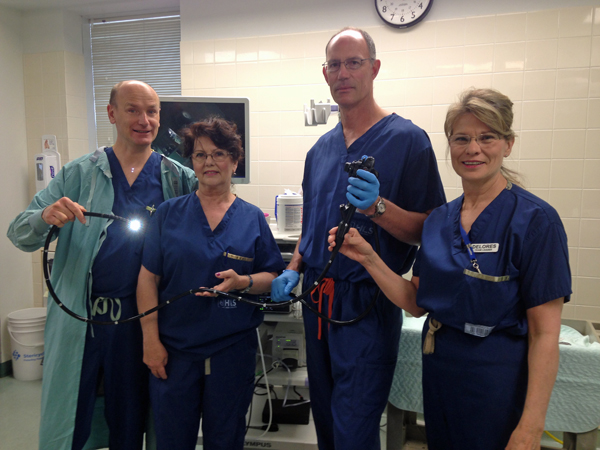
[274,359,310,409]
[254,367,276,393]
[544,431,563,445]
[250,351,312,436]
[254,327,272,438]
[292,386,304,399]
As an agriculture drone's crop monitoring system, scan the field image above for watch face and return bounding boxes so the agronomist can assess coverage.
[374,0,434,29]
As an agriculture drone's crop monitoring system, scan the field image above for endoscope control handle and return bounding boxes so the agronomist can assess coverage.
[336,203,356,246]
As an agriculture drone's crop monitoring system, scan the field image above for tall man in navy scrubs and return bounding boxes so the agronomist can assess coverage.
[8,80,197,450]
[271,28,446,449]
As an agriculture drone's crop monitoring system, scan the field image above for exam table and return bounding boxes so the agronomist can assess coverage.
[387,315,600,450]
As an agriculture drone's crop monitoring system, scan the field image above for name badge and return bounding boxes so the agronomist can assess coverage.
[464,323,494,337]
[470,243,498,253]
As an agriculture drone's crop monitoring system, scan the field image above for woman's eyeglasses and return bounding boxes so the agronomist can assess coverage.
[191,150,231,163]
[449,133,501,149]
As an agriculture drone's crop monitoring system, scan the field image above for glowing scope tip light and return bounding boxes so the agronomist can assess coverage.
[128,219,142,232]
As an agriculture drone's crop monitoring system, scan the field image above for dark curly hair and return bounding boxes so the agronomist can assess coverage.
[181,117,244,163]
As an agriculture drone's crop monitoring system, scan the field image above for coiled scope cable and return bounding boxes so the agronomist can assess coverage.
[43,158,382,326]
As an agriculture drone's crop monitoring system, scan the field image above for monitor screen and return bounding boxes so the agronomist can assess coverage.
[152,96,250,184]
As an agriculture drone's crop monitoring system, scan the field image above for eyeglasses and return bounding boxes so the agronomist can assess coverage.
[449,133,502,149]
[191,150,231,163]
[322,58,374,73]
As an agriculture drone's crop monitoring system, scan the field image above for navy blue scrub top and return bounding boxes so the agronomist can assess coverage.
[142,194,286,360]
[299,114,446,282]
[413,184,571,337]
[92,147,164,298]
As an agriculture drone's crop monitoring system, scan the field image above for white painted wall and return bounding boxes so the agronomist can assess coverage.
[0,5,35,364]
[22,8,83,54]
[0,6,86,364]
[180,0,600,40]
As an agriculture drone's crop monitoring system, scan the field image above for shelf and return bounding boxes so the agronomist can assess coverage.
[269,223,301,243]
[264,311,303,323]
[259,366,308,388]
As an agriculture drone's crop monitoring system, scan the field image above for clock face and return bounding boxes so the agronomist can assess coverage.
[374,0,434,28]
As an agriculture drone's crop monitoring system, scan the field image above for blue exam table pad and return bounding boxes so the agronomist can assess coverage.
[389,314,600,433]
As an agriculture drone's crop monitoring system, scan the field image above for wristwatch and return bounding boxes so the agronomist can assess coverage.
[366,197,386,219]
[241,274,253,294]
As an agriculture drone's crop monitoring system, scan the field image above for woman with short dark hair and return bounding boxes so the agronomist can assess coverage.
[137,117,285,450]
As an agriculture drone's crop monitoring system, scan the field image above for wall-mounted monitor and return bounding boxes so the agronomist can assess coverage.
[152,96,250,184]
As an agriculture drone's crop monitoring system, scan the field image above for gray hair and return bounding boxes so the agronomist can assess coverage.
[325,27,376,60]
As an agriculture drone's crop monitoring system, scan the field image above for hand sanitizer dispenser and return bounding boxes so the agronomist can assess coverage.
[35,135,61,192]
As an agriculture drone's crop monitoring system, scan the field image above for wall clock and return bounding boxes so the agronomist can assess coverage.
[374,0,434,28]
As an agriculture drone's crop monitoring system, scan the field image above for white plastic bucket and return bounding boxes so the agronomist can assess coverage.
[276,196,303,232]
[7,307,47,323]
[7,323,46,332]
[7,308,46,381]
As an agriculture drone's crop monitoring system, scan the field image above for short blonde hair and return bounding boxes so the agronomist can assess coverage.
[445,88,520,185]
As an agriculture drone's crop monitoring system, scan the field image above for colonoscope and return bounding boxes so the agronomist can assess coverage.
[42,157,382,326]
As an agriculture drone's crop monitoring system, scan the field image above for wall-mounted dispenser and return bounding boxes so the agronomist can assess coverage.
[304,99,339,126]
[35,135,61,192]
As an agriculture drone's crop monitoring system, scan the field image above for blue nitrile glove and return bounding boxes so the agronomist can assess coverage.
[346,169,380,210]
[271,270,300,302]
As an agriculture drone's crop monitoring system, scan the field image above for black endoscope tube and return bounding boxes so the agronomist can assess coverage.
[44,160,381,327]
[226,156,383,324]
[293,223,381,326]
[44,209,380,326]
[214,201,382,326]
[42,211,207,326]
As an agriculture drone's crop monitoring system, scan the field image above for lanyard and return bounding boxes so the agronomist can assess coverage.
[459,219,482,274]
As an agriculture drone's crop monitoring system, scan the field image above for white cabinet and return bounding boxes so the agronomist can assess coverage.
[243,314,317,449]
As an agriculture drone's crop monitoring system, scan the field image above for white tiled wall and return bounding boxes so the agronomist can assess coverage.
[22,50,89,307]
[181,6,600,321]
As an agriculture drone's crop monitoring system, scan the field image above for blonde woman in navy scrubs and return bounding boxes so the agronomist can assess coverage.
[137,117,285,450]
[327,89,571,450]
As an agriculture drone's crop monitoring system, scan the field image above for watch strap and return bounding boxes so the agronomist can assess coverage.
[241,274,253,293]
[366,197,385,219]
